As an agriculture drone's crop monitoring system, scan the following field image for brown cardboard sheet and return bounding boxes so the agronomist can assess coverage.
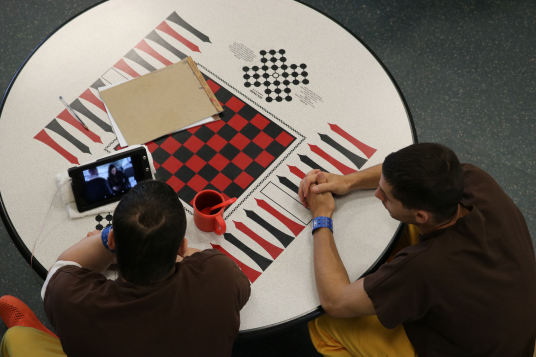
[99,57,222,145]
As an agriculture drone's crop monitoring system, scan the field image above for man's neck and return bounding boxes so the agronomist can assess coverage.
[417,203,470,235]
[120,266,176,284]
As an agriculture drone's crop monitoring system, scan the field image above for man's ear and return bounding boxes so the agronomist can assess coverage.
[415,210,430,224]
[108,229,116,250]
[178,237,188,257]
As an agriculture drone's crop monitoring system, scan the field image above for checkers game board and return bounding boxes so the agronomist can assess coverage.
[146,75,296,207]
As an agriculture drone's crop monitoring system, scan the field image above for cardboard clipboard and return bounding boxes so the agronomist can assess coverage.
[99,57,223,146]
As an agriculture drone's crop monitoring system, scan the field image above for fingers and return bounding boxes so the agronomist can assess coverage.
[298,176,310,205]
[316,172,328,184]
[299,173,320,207]
[308,172,329,196]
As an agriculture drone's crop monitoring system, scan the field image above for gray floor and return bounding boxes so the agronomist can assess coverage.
[1,0,535,356]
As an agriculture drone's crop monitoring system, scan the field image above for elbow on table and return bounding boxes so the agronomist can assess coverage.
[321,299,350,319]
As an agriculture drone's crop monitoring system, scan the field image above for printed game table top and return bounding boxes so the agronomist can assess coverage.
[0,0,416,335]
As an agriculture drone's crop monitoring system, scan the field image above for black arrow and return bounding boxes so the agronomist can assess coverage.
[146,30,186,60]
[224,233,272,271]
[244,210,294,247]
[319,133,367,169]
[69,99,113,133]
[298,154,328,173]
[166,12,211,43]
[46,119,91,154]
[124,49,156,73]
[277,176,299,195]
[90,78,106,90]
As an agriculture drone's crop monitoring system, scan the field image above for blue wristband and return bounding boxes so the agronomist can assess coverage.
[101,226,116,253]
[312,216,333,235]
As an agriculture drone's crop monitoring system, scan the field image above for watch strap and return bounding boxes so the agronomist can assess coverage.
[101,226,116,253]
[312,216,333,234]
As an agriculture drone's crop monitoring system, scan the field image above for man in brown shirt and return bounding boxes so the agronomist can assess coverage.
[299,143,536,357]
[40,180,251,357]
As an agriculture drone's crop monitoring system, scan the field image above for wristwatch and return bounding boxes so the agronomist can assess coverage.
[312,216,333,235]
[101,226,116,253]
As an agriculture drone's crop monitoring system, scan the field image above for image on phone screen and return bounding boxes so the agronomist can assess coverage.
[82,157,138,204]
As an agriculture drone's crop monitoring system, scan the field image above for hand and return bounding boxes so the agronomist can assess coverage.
[299,170,350,208]
[306,174,336,218]
[184,247,202,257]
[85,230,101,238]
[176,238,202,262]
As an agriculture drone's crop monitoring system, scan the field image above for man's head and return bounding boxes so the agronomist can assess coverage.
[375,143,464,225]
[88,167,98,176]
[112,180,186,285]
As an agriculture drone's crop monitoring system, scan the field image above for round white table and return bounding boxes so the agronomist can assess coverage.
[0,0,415,336]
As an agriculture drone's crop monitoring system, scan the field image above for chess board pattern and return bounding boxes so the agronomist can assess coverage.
[145,74,296,207]
[243,49,308,103]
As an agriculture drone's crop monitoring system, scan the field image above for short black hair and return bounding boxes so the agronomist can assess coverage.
[382,143,464,223]
[112,180,186,285]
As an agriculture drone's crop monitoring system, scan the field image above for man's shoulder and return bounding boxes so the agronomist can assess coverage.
[461,163,501,190]
[44,263,109,312]
[50,264,106,284]
[364,241,434,292]
[49,265,108,292]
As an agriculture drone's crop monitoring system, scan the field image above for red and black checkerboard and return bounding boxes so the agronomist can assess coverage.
[146,74,296,207]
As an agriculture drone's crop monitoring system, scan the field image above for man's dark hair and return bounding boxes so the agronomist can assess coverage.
[113,180,186,285]
[382,143,464,223]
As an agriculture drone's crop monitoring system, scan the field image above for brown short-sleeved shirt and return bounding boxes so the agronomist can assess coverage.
[44,249,251,357]
[364,164,536,356]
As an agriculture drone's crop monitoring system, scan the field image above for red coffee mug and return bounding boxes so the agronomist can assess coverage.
[193,190,226,235]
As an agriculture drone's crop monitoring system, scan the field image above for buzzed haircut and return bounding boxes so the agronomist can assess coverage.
[383,143,464,223]
[112,180,187,285]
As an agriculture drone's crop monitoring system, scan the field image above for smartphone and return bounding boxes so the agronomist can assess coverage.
[68,146,153,212]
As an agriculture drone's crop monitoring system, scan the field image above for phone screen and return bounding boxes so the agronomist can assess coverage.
[68,147,153,212]
[81,156,139,204]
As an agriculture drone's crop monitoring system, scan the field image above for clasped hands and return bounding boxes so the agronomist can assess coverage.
[298,169,350,219]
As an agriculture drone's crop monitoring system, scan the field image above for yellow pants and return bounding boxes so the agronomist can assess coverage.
[1,326,65,357]
[308,224,420,357]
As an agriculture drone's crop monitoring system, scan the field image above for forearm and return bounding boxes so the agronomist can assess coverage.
[313,228,351,309]
[57,233,114,273]
[346,163,382,191]
[175,247,202,262]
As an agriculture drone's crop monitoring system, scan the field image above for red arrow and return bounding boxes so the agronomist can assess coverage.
[287,165,305,179]
[328,123,377,158]
[34,129,79,164]
[56,109,102,143]
[255,199,305,237]
[79,88,106,113]
[135,40,173,66]
[308,144,356,175]
[157,21,201,53]
[233,221,283,259]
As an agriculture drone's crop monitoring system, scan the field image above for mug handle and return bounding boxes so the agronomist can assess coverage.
[214,215,226,235]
